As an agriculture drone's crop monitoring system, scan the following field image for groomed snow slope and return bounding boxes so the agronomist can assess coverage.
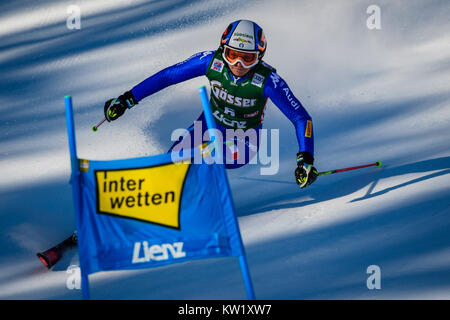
[0,0,449,299]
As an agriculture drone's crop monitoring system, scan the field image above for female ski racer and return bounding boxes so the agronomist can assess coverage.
[103,20,318,188]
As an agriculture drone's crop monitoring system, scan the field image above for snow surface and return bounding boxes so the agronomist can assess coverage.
[0,0,449,299]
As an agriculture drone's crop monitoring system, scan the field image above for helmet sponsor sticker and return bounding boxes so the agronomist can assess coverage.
[230,29,255,50]
[233,36,252,44]
[95,162,190,229]
[211,58,224,72]
[233,32,254,40]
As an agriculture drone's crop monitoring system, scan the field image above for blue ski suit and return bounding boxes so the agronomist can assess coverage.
[129,51,314,168]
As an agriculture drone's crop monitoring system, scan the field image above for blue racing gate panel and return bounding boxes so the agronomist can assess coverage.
[77,158,243,274]
[64,88,255,300]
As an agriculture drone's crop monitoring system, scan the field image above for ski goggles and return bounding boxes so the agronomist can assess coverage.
[222,46,259,69]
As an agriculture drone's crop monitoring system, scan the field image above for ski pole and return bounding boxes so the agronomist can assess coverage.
[319,161,382,176]
[92,117,107,132]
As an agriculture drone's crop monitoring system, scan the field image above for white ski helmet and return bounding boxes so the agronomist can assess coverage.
[220,20,267,61]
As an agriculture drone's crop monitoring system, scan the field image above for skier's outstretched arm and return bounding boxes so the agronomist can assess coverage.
[103,51,214,122]
[264,71,318,188]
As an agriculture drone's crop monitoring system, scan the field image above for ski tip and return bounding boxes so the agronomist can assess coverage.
[36,253,51,269]
[376,161,382,167]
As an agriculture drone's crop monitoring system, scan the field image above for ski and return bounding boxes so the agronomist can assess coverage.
[37,231,77,269]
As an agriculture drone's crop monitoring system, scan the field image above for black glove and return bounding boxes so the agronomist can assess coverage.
[104,91,137,122]
[295,151,318,189]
